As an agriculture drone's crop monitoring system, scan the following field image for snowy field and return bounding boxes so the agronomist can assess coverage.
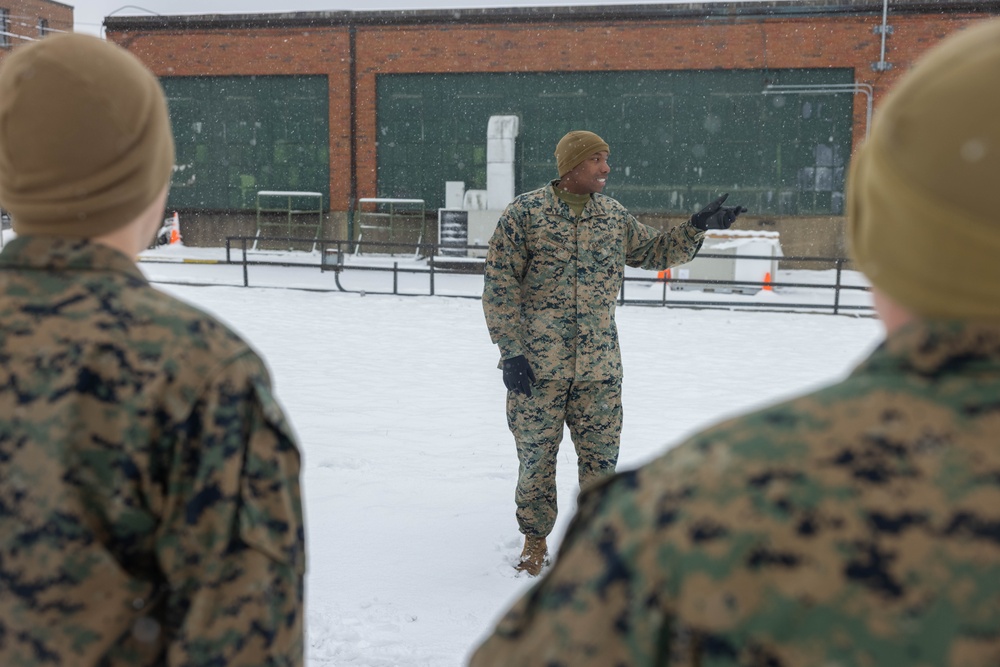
[130,242,884,666]
[2,230,884,665]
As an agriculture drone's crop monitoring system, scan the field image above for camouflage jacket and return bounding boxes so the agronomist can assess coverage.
[0,238,305,666]
[471,319,1000,666]
[482,182,704,381]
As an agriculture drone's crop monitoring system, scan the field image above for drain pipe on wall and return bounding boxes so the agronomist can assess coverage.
[873,0,893,71]
[348,24,358,248]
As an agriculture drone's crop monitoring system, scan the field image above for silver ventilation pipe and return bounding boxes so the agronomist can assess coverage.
[873,0,893,72]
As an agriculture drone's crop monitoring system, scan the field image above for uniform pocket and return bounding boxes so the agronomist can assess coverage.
[590,231,621,265]
[525,233,574,295]
[531,231,573,264]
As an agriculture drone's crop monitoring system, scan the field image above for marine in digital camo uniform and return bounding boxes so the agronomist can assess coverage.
[0,35,305,665]
[482,131,745,575]
[471,19,1000,666]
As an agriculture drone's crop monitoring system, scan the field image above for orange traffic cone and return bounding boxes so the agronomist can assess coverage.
[763,272,773,291]
[169,212,181,245]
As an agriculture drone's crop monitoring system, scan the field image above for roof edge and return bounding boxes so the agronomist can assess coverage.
[103,0,1000,31]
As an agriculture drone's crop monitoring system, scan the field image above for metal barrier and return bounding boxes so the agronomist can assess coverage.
[218,236,872,316]
[353,198,426,257]
[622,252,872,315]
[254,191,323,252]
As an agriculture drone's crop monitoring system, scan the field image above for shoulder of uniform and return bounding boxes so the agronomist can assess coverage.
[591,192,627,214]
[131,286,256,365]
[639,380,864,488]
[520,184,552,202]
[503,185,553,215]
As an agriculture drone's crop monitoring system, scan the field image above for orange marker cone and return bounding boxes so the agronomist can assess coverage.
[763,272,773,291]
[169,212,181,245]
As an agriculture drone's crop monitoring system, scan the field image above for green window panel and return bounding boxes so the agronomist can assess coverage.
[376,69,853,215]
[161,75,330,211]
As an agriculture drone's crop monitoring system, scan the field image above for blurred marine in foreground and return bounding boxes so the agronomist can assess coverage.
[0,34,305,665]
[471,18,1000,666]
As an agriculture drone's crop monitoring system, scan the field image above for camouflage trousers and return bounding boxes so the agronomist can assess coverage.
[506,378,623,538]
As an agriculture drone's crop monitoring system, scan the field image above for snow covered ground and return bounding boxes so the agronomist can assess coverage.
[131,242,884,666]
[1,227,884,665]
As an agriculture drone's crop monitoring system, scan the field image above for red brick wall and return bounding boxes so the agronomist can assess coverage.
[0,0,72,60]
[108,9,990,214]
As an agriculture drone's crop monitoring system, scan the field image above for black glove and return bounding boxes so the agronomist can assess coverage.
[690,193,748,231]
[502,355,536,397]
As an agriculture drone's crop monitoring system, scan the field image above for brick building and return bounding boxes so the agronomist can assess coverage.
[106,1,999,255]
[0,0,71,56]
[0,0,72,230]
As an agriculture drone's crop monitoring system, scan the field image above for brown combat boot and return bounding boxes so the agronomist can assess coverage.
[514,535,548,576]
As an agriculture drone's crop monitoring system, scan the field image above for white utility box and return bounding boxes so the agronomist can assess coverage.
[445,181,465,210]
[671,230,782,294]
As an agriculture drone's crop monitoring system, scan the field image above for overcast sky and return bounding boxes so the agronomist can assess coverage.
[72,1,376,36]
[71,0,718,36]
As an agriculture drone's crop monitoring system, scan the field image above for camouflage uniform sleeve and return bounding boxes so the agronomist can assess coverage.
[482,202,531,360]
[624,214,704,271]
[156,352,305,667]
[469,470,667,667]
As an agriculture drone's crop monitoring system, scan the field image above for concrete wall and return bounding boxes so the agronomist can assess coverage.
[177,210,349,249]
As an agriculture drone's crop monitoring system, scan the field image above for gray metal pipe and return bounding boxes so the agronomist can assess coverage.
[879,0,890,70]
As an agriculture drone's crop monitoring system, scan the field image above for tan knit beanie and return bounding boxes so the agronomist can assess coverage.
[848,18,1000,320]
[555,131,610,177]
[0,33,174,237]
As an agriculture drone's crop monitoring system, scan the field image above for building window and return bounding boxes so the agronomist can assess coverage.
[0,9,10,48]
[38,18,49,37]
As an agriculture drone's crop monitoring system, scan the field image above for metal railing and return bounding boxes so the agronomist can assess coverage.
[212,236,872,316]
[621,253,872,315]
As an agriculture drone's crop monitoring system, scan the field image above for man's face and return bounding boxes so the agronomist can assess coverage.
[559,150,610,195]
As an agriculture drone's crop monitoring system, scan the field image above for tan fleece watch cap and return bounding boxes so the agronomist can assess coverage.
[848,18,1000,320]
[0,33,175,237]
[555,131,610,177]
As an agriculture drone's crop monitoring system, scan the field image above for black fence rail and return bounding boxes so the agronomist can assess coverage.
[620,254,872,315]
[216,235,872,316]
